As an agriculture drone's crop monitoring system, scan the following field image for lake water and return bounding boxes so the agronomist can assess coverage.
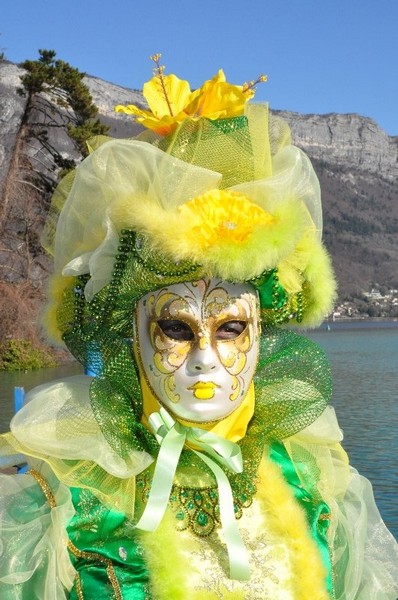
[306,321,398,540]
[0,322,397,539]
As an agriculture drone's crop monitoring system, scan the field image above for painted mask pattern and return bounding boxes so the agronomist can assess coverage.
[135,278,260,423]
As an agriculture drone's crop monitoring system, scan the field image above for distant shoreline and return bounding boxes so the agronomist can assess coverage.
[316,318,398,332]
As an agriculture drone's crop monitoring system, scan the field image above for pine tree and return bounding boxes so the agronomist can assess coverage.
[18,49,108,183]
[0,50,109,365]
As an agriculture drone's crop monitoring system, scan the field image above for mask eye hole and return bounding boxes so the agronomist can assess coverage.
[215,320,247,340]
[157,319,194,341]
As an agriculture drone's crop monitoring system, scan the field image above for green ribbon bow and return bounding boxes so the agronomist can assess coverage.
[135,407,250,580]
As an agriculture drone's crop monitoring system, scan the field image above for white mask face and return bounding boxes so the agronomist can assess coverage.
[135,278,260,423]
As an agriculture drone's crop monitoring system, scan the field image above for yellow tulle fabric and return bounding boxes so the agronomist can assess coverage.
[0,461,75,598]
[1,376,151,520]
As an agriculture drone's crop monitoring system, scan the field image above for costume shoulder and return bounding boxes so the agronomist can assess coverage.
[0,463,75,598]
[285,407,398,599]
[1,375,152,518]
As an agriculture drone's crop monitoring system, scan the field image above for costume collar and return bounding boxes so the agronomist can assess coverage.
[140,375,255,443]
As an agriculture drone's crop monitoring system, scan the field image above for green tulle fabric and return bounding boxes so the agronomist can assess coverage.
[83,325,332,462]
[152,115,257,188]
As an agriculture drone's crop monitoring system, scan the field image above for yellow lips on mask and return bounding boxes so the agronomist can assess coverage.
[188,381,219,400]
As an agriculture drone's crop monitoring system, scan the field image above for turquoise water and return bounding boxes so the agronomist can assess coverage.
[1,323,397,539]
[307,322,398,540]
[0,362,83,431]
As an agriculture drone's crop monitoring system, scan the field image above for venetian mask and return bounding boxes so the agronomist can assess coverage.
[135,278,260,423]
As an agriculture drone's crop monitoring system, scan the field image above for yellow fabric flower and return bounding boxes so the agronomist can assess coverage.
[177,189,274,251]
[115,70,253,135]
[182,70,253,120]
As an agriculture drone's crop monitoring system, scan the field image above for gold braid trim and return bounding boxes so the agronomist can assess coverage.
[28,468,122,600]
[74,573,84,600]
[28,468,56,507]
[67,540,122,600]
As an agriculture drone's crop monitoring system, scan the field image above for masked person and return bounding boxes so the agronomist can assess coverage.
[0,59,397,600]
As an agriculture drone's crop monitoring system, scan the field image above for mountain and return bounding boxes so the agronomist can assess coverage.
[277,110,398,302]
[1,60,397,346]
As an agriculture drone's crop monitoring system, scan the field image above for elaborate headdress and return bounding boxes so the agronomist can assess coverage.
[41,56,335,457]
[44,57,335,337]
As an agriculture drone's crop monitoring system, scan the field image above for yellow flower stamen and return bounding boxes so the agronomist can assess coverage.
[242,74,268,95]
[150,53,174,117]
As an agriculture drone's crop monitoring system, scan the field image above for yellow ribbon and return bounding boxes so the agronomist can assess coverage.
[135,407,250,580]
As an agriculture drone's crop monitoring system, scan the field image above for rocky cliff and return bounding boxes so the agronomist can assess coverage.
[278,110,398,182]
[0,62,27,201]
[1,60,397,343]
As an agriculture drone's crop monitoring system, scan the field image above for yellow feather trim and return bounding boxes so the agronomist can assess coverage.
[42,274,75,343]
[110,189,308,282]
[256,452,330,600]
[300,244,337,327]
[139,509,246,600]
[138,511,189,600]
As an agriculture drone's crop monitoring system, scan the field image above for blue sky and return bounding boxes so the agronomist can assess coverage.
[2,0,397,135]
